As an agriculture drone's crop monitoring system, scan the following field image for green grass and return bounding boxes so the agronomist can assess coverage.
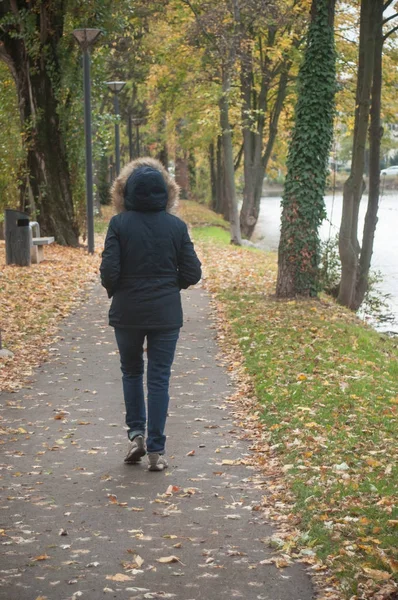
[185,200,398,598]
[193,226,231,245]
[223,291,397,585]
[94,216,109,235]
[179,200,229,229]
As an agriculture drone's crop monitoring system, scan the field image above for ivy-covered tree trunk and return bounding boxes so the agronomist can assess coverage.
[0,1,78,246]
[276,0,336,298]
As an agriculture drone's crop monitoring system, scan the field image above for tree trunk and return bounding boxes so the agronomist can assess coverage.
[175,151,190,199]
[188,151,196,195]
[352,0,384,310]
[239,25,293,240]
[276,0,336,298]
[0,2,78,246]
[216,135,228,218]
[156,116,168,169]
[219,67,241,245]
[157,145,168,170]
[337,0,377,307]
[209,141,217,211]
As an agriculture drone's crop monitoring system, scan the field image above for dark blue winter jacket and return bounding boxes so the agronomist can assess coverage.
[100,159,202,330]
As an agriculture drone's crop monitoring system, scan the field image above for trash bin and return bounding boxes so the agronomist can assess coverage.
[4,209,32,267]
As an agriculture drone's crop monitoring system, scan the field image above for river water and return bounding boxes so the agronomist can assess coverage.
[253,192,398,332]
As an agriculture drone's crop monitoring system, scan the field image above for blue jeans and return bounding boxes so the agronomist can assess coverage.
[114,327,179,454]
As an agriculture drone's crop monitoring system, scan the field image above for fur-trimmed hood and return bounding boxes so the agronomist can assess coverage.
[111,157,179,214]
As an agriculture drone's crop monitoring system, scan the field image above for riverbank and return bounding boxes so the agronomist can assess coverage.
[180,200,398,600]
[263,173,398,196]
[253,192,398,333]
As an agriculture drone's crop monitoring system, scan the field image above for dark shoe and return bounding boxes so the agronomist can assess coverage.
[148,453,168,471]
[124,435,146,464]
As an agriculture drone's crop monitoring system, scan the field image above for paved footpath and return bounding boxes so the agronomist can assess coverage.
[0,284,314,600]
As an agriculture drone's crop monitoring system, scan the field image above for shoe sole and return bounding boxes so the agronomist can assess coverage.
[148,455,168,471]
[124,438,146,464]
[124,450,146,464]
[148,463,165,471]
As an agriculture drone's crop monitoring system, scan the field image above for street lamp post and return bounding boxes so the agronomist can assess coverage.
[72,28,101,255]
[131,117,145,158]
[106,81,126,176]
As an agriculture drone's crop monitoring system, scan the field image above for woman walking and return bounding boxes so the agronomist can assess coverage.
[100,157,201,471]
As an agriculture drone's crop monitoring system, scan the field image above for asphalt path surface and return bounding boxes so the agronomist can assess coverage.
[0,284,314,600]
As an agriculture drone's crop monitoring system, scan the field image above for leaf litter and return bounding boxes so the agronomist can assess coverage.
[181,201,398,600]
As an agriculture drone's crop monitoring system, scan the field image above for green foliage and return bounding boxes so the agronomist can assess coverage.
[0,63,25,212]
[279,0,336,296]
[319,234,340,292]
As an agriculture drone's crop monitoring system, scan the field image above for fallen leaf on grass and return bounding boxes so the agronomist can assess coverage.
[362,567,392,581]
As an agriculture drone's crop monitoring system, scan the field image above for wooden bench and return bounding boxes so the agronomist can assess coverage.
[30,222,54,264]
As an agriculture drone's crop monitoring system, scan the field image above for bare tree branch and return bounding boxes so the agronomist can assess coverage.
[234,143,244,171]
[382,12,398,25]
[180,0,216,46]
[384,23,398,40]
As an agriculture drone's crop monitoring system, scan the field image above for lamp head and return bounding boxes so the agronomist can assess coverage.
[106,81,127,94]
[72,29,102,51]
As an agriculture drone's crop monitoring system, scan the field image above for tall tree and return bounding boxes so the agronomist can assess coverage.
[182,0,242,244]
[337,0,378,307]
[238,1,307,239]
[276,0,336,297]
[337,0,398,309]
[0,0,78,245]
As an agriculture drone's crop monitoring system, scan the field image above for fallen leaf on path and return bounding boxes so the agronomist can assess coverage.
[156,555,181,564]
[106,573,133,582]
[123,554,144,569]
[165,485,180,495]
